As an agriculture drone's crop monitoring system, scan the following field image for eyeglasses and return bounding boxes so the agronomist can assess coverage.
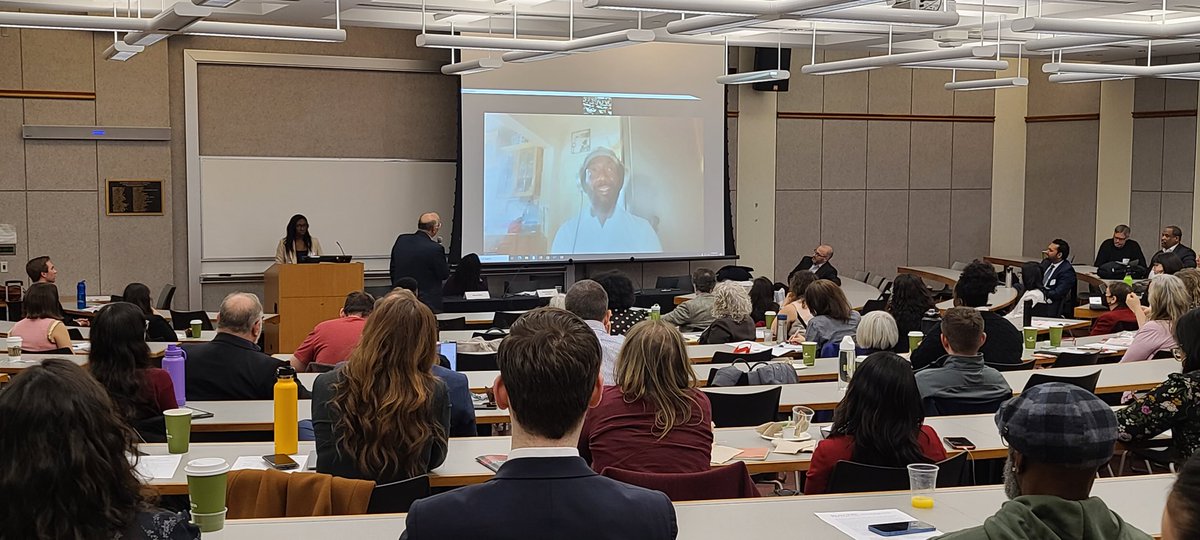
[1172,347,1185,362]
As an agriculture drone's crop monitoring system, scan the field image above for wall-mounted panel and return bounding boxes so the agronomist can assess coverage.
[866,121,910,189]
[867,64,912,115]
[908,189,951,266]
[776,119,822,190]
[950,189,992,263]
[0,100,23,191]
[865,189,909,277]
[0,28,21,88]
[26,191,99,289]
[1024,121,1100,258]
[1131,117,1164,192]
[819,190,866,277]
[778,48,823,113]
[910,122,953,189]
[20,29,94,92]
[94,34,170,126]
[951,123,993,189]
[1129,191,1163,249]
[24,141,97,191]
[1161,117,1196,193]
[821,52,869,114]
[821,121,867,189]
[774,190,822,281]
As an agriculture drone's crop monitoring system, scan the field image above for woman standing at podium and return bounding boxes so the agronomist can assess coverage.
[275,214,323,264]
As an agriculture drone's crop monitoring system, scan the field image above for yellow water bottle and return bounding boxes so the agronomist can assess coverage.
[273,365,298,456]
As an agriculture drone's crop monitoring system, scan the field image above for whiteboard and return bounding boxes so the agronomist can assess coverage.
[197,156,456,276]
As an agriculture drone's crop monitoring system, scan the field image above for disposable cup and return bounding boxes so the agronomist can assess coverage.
[1023,327,1038,349]
[185,458,229,515]
[191,508,226,533]
[908,331,923,353]
[908,463,939,509]
[190,320,202,338]
[164,408,192,454]
[1049,324,1064,347]
[791,406,815,432]
[801,341,817,367]
[6,336,21,360]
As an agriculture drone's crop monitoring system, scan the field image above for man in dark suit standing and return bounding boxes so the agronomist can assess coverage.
[1153,225,1198,268]
[788,244,840,285]
[389,212,450,311]
[400,307,677,540]
[1038,238,1077,318]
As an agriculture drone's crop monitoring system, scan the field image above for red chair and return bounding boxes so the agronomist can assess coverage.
[600,462,759,502]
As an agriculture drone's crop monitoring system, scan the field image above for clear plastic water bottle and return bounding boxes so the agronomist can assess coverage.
[775,313,789,344]
[76,280,86,309]
[838,336,856,391]
[650,304,661,321]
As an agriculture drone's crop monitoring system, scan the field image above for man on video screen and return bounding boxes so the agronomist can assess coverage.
[551,147,663,254]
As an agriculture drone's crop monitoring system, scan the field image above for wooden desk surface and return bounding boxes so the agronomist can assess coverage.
[202,470,1171,540]
[677,278,882,311]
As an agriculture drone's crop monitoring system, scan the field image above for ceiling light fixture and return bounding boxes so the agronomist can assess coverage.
[501,50,571,63]
[791,7,960,27]
[192,0,241,7]
[183,21,347,42]
[1048,73,1132,83]
[442,57,504,75]
[1012,17,1200,39]
[103,40,144,62]
[0,11,148,32]
[944,76,1028,90]
[417,29,654,52]
[716,69,791,84]
[902,59,1008,71]
[802,45,996,75]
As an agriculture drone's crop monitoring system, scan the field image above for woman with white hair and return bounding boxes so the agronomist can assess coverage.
[856,311,899,355]
[699,281,757,344]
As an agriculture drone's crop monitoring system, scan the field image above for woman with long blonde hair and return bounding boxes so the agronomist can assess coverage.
[1122,274,1191,363]
[578,320,713,473]
[311,289,449,483]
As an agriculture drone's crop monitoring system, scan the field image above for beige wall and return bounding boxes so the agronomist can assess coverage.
[1131,59,1198,251]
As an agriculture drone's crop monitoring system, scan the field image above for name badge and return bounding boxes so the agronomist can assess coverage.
[464,291,490,300]
[536,288,558,298]
[1048,279,1057,286]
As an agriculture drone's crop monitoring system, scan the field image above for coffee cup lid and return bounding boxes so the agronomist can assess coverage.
[6,336,20,343]
[189,319,202,324]
[164,408,192,417]
[908,331,923,336]
[801,341,817,345]
[185,458,229,476]
[1024,326,1036,330]
[765,311,776,315]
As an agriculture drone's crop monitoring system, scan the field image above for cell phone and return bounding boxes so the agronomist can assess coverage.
[943,436,976,450]
[262,454,299,470]
[305,451,318,471]
[867,521,936,536]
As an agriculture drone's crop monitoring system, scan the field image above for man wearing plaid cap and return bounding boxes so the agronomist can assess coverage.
[938,383,1151,539]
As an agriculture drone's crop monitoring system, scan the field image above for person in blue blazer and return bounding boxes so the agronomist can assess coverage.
[1039,238,1077,318]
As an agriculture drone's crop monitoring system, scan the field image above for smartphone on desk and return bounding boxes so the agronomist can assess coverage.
[943,436,976,450]
[262,454,299,471]
[867,521,936,536]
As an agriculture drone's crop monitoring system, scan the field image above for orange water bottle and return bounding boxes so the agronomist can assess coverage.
[273,365,298,456]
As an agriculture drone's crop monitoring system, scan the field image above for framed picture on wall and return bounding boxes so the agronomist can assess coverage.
[106,179,164,216]
[508,143,544,199]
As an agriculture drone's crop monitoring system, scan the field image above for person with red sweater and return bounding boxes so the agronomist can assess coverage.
[579,319,713,474]
[1091,282,1140,336]
[291,291,375,372]
[805,352,947,494]
[87,302,177,440]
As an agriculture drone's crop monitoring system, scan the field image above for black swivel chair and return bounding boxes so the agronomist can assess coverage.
[986,359,1036,372]
[703,386,782,428]
[1022,371,1101,394]
[437,317,467,331]
[156,285,176,311]
[490,311,525,330]
[169,310,214,331]
[710,349,774,365]
[366,475,431,514]
[924,394,1011,416]
[827,452,970,494]
[655,276,681,289]
[1052,352,1100,368]
[456,352,498,372]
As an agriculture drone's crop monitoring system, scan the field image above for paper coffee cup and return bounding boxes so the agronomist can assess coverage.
[764,311,777,331]
[801,341,818,367]
[164,408,192,454]
[907,331,923,352]
[1023,327,1038,349]
[185,458,230,515]
[1049,324,1064,347]
[189,320,202,337]
[6,336,21,360]
[191,508,227,533]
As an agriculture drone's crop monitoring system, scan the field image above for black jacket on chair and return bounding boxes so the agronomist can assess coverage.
[389,231,450,310]
[182,333,311,401]
[400,456,677,540]
[788,256,841,285]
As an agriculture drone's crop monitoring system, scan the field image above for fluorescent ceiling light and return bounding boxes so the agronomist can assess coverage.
[418,29,653,52]
[716,69,790,85]
[802,45,995,75]
[501,50,571,63]
[193,0,241,7]
[791,7,959,27]
[184,21,347,42]
[590,0,879,18]
[442,57,503,75]
[495,0,554,5]
[0,11,148,32]
[149,3,211,32]
[1012,16,1200,39]
[1048,73,1132,83]
[433,12,491,24]
[1023,35,1137,52]
[570,29,655,51]
[664,15,762,35]
[103,41,144,62]
[123,32,169,47]
[902,59,1008,71]
[944,76,1027,91]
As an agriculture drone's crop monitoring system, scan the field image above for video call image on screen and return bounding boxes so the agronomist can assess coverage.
[481,112,704,260]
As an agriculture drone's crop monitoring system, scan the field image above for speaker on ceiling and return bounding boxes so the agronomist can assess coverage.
[752,47,791,92]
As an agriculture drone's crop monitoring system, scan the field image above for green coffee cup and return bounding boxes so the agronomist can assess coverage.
[1049,324,1064,347]
[164,408,192,454]
[908,331,923,353]
[191,508,226,533]
[185,458,230,516]
[764,311,777,335]
[190,320,202,338]
[801,341,817,367]
[1023,327,1037,349]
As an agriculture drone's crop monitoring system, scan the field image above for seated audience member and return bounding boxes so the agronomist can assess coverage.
[565,280,623,386]
[805,352,946,494]
[183,292,310,401]
[779,270,817,339]
[1162,454,1200,540]
[749,276,780,326]
[593,270,646,336]
[699,281,756,345]
[661,267,717,331]
[312,289,450,483]
[442,253,487,297]
[0,359,199,539]
[1095,224,1147,269]
[911,261,1024,369]
[291,291,375,372]
[1152,251,1186,277]
[789,244,840,285]
[1005,262,1048,326]
[1090,282,1138,335]
[400,308,677,539]
[89,303,177,435]
[1118,308,1200,463]
[9,282,73,353]
[579,320,713,473]
[121,282,176,342]
[1039,238,1078,318]
[432,360,477,438]
[886,274,935,353]
[915,307,1012,407]
[25,255,57,284]
[1122,275,1189,363]
[801,279,861,350]
[395,277,419,294]
[1155,226,1198,269]
[937,383,1151,540]
[1176,268,1200,309]
[855,311,899,355]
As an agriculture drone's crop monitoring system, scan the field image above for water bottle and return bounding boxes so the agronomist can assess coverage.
[838,336,856,391]
[775,313,789,344]
[650,304,661,321]
[1004,267,1013,289]
[273,365,299,456]
[162,345,187,406]
[76,280,86,309]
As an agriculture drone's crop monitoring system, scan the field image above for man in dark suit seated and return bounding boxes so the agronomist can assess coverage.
[400,307,677,540]
[183,292,310,401]
[389,212,450,311]
[788,244,840,285]
[1153,225,1198,269]
[1038,238,1077,318]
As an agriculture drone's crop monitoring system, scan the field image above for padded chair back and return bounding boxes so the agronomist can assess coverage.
[853,271,871,282]
[437,317,467,331]
[924,394,1010,416]
[655,276,681,289]
[950,261,968,271]
[26,347,72,355]
[827,452,969,494]
[859,298,888,315]
[601,462,758,502]
[867,275,886,290]
[134,414,167,443]
[1023,371,1101,394]
[704,386,782,427]
[1111,320,1139,333]
[490,311,524,329]
[306,362,338,373]
[156,284,176,311]
[1052,352,1100,368]
[987,359,1036,372]
[169,310,214,331]
[471,328,509,340]
[710,349,773,365]
[67,328,84,340]
[457,352,498,372]
[366,475,431,514]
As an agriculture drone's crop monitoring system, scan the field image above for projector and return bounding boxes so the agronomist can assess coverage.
[889,0,945,10]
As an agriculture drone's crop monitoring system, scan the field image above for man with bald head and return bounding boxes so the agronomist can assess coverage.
[789,244,840,285]
[183,292,310,401]
[390,212,451,310]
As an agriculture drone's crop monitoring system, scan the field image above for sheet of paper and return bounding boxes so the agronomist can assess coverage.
[131,454,182,481]
[771,343,804,357]
[231,453,309,474]
[727,341,771,354]
[773,440,817,454]
[815,509,942,540]
[711,444,742,465]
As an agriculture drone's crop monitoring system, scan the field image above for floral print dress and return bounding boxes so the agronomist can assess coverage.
[1116,370,1200,462]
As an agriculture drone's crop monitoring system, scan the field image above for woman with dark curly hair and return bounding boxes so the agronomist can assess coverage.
[593,270,646,336]
[0,359,198,539]
[886,274,935,353]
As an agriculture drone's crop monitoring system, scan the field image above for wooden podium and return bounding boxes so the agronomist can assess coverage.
[263,262,364,354]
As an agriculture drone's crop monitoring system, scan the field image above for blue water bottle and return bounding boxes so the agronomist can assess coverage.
[76,280,86,309]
